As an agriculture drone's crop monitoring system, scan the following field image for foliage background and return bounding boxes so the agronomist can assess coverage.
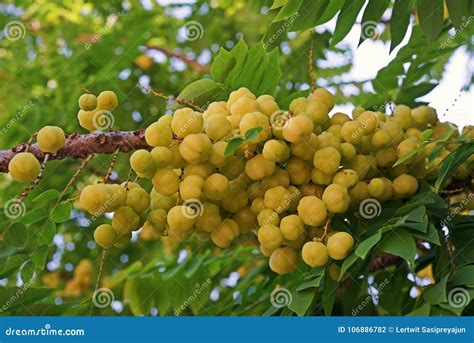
[0,0,472,316]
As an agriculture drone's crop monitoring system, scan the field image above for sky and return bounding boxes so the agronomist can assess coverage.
[325,9,473,129]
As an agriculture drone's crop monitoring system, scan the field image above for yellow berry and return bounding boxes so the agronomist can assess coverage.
[313,147,341,175]
[8,152,41,183]
[97,90,118,111]
[327,232,354,260]
[126,187,150,214]
[171,108,203,138]
[280,214,304,241]
[322,183,350,213]
[78,93,98,111]
[179,133,211,164]
[152,168,179,196]
[145,122,173,147]
[297,196,327,226]
[112,206,140,234]
[269,247,299,275]
[258,224,283,250]
[302,241,328,267]
[392,173,418,198]
[37,126,66,153]
[94,224,117,249]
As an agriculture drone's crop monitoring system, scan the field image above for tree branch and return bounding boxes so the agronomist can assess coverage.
[145,45,210,72]
[0,130,149,173]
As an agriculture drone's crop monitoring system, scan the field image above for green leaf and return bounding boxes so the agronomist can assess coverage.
[390,0,413,52]
[5,223,28,248]
[244,127,263,140]
[417,0,444,42]
[406,303,431,316]
[359,0,391,45]
[423,274,448,305]
[435,142,474,191]
[123,278,146,315]
[316,0,345,25]
[296,273,324,291]
[38,221,56,245]
[428,145,444,166]
[176,79,229,108]
[420,129,433,141]
[0,254,28,279]
[0,287,53,312]
[270,0,288,10]
[355,230,382,259]
[379,229,417,265]
[446,0,471,29]
[274,0,304,21]
[32,189,59,203]
[322,273,337,315]
[19,208,48,225]
[224,137,244,156]
[237,43,267,92]
[20,260,35,283]
[393,144,424,167]
[51,202,72,223]
[449,265,474,287]
[107,261,143,288]
[288,288,315,316]
[436,128,454,142]
[289,0,330,31]
[225,39,248,86]
[339,253,360,280]
[184,256,203,279]
[258,48,281,96]
[210,48,236,83]
[31,245,49,269]
[331,0,367,47]
[405,206,426,223]
[413,223,440,245]
[372,62,404,93]
[396,82,438,105]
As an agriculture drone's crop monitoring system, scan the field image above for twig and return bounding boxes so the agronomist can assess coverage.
[137,84,203,112]
[89,249,108,316]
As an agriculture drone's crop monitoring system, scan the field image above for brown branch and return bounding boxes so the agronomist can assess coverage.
[0,130,149,173]
[145,45,210,73]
